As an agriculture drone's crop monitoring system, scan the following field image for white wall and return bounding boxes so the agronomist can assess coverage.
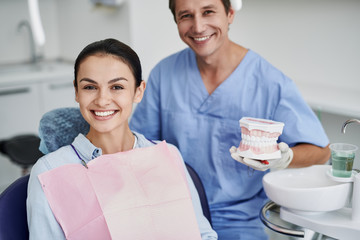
[231,0,360,91]
[56,0,130,62]
[0,0,60,64]
[127,0,186,80]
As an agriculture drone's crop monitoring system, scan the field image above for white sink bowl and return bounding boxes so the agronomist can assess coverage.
[263,165,352,213]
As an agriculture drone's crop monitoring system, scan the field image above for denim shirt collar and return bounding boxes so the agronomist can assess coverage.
[72,134,102,163]
[71,132,148,164]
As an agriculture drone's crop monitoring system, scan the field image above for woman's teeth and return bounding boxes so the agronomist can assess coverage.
[94,111,115,117]
[194,36,210,41]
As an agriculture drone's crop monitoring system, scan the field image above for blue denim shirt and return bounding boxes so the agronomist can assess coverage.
[27,132,217,239]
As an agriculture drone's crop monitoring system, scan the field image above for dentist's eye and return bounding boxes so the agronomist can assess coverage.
[112,85,124,90]
[179,14,191,20]
[203,10,214,16]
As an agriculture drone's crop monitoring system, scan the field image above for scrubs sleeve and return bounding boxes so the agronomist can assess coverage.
[130,68,162,141]
[27,157,66,240]
[168,145,218,240]
[274,79,329,148]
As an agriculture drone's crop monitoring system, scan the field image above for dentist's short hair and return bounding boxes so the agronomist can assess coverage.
[169,0,231,22]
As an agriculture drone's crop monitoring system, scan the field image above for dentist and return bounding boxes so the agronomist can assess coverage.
[130,0,330,239]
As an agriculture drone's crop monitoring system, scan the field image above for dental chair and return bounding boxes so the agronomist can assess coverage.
[0,133,44,239]
[0,134,44,176]
[0,174,30,240]
[0,135,42,239]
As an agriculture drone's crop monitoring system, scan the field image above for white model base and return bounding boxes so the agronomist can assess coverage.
[238,149,281,160]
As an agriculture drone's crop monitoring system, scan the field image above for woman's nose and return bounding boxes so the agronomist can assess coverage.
[94,90,111,106]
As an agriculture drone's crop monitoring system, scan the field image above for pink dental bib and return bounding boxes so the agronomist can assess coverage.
[38,141,201,240]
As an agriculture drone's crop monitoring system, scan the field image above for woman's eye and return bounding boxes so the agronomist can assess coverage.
[83,85,96,90]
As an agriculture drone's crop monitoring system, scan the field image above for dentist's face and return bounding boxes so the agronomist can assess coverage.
[174,0,234,59]
[75,55,144,135]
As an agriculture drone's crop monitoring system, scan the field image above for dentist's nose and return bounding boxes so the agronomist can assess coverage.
[193,15,206,33]
[94,89,111,106]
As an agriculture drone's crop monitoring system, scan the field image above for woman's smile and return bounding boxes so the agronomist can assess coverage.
[91,110,119,120]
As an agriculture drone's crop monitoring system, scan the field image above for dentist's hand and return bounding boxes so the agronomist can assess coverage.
[229,142,293,171]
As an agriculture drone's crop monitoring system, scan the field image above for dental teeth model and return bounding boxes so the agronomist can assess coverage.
[237,117,285,160]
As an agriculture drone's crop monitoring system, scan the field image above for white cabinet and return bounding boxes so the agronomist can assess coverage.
[0,63,77,139]
[0,83,43,189]
[40,78,77,114]
[0,83,42,139]
[0,61,77,191]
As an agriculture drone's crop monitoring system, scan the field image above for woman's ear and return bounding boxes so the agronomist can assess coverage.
[74,80,79,103]
[134,80,146,103]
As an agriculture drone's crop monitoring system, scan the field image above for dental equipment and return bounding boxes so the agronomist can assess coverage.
[231,0,242,11]
[28,0,45,48]
[18,0,45,63]
[261,119,360,239]
[17,20,40,63]
[342,119,360,134]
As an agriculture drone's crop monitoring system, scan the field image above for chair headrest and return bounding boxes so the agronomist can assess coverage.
[39,108,89,154]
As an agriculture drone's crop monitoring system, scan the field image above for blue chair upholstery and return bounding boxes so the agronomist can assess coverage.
[38,107,89,154]
[185,163,212,226]
[0,175,30,240]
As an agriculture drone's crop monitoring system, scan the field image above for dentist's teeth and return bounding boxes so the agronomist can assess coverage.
[94,111,115,117]
[194,36,210,41]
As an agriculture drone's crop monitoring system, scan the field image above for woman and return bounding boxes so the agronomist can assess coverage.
[26,38,217,240]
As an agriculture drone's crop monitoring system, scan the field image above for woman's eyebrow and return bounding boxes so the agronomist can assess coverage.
[79,78,96,84]
[79,77,128,84]
[109,77,128,83]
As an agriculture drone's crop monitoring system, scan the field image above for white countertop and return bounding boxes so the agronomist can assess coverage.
[296,82,360,118]
[0,60,73,87]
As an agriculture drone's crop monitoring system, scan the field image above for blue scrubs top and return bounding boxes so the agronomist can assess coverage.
[130,48,329,239]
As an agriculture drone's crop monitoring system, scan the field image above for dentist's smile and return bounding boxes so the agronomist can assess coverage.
[192,34,214,43]
[193,35,211,42]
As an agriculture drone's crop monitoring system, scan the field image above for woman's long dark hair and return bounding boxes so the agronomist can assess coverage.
[74,38,142,89]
